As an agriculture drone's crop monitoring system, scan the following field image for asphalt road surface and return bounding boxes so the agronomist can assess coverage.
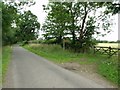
[3,45,105,88]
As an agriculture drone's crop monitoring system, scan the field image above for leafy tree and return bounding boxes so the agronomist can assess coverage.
[2,1,40,45]
[16,10,40,42]
[2,2,17,45]
[42,2,71,44]
[105,2,120,14]
[43,2,113,52]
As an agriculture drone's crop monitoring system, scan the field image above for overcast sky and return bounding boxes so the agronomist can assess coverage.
[27,0,118,41]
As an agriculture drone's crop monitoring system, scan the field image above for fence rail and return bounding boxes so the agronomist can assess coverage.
[93,46,120,57]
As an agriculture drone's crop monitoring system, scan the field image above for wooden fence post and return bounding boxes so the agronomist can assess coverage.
[108,46,112,57]
[94,46,96,54]
[93,46,119,57]
[63,39,65,50]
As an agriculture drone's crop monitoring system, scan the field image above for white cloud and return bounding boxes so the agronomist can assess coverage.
[26,0,48,25]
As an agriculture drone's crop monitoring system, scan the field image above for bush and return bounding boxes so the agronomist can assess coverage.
[21,41,28,46]
[43,38,57,44]
[30,40,39,44]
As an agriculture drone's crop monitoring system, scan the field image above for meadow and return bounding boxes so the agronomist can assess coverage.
[96,43,119,48]
[23,43,119,85]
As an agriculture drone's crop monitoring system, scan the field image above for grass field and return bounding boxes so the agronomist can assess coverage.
[23,44,118,85]
[96,43,119,48]
[2,46,12,83]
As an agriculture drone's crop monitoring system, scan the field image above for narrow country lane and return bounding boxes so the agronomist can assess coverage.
[3,45,105,88]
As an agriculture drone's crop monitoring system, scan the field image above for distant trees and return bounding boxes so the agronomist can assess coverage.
[2,1,40,45]
[42,2,114,52]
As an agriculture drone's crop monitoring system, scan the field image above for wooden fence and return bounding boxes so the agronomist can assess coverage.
[93,46,120,57]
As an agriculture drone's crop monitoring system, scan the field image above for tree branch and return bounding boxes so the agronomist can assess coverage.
[79,3,88,40]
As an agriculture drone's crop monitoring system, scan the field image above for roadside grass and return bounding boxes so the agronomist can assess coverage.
[23,44,106,64]
[23,44,118,85]
[0,48,2,86]
[98,56,118,85]
[95,43,119,85]
[2,46,12,83]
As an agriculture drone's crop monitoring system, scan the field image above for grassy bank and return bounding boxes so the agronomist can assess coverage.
[98,56,118,85]
[23,44,118,85]
[2,46,12,82]
[23,44,106,64]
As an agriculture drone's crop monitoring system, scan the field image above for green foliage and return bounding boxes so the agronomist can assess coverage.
[42,2,70,44]
[29,40,40,44]
[29,40,45,44]
[98,57,119,85]
[105,2,120,14]
[24,44,72,63]
[23,44,109,64]
[43,38,57,44]
[42,2,113,52]
[2,2,18,45]
[23,44,102,63]
[16,10,40,42]
[20,41,29,46]
[2,1,40,45]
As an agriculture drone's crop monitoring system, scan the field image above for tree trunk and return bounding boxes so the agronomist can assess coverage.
[72,30,75,44]
[79,4,87,41]
[70,3,76,45]
[57,34,62,44]
[79,3,88,52]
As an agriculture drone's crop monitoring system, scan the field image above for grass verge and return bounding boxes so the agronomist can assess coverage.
[2,46,12,83]
[98,56,118,85]
[23,44,118,85]
[0,47,2,86]
[23,44,106,64]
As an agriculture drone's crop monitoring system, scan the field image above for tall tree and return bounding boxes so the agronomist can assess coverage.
[43,2,113,52]
[2,1,40,45]
[16,10,40,42]
[42,2,70,44]
[2,2,17,45]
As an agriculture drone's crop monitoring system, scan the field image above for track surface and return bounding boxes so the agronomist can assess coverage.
[3,46,105,88]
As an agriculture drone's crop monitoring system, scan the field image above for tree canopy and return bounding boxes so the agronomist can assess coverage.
[2,1,40,45]
[42,2,115,52]
[2,2,18,45]
[16,10,40,42]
